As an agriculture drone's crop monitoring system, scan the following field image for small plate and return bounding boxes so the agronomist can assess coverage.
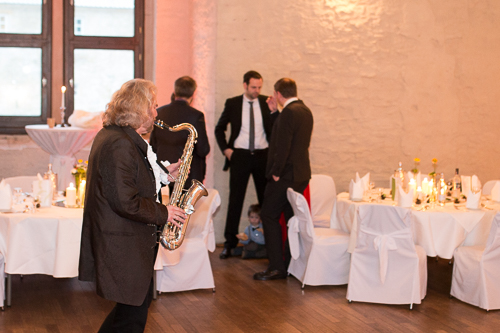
[350,198,364,202]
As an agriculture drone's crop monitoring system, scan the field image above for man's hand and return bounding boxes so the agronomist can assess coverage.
[166,205,186,228]
[266,96,278,113]
[166,159,181,181]
[224,148,233,161]
[272,175,280,182]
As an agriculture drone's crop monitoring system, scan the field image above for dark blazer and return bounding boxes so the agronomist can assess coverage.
[79,125,169,306]
[214,94,275,170]
[266,100,314,182]
[150,100,210,183]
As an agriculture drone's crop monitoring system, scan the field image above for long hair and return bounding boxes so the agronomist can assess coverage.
[102,79,157,129]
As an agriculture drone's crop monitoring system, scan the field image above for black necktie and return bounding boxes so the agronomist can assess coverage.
[249,101,255,152]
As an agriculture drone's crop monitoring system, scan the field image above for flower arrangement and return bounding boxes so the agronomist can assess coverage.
[71,159,88,191]
[411,158,420,174]
[428,158,438,178]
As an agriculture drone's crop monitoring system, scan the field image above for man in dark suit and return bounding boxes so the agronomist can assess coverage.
[79,79,187,332]
[215,71,278,259]
[150,76,210,190]
[253,78,314,281]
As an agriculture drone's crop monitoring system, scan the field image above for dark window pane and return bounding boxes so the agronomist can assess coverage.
[74,0,134,37]
[0,47,41,116]
[0,0,42,34]
[74,49,134,112]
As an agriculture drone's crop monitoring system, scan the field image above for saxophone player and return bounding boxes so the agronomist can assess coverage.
[79,79,187,332]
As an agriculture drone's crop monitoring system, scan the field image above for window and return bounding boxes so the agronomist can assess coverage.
[64,0,144,115]
[0,0,51,134]
[0,0,144,134]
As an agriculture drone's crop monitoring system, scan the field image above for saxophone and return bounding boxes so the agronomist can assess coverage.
[154,120,208,250]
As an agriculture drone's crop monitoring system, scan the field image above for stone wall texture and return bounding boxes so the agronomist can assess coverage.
[212,0,500,242]
[2,0,500,245]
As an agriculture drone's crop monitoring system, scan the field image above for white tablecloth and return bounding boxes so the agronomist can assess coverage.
[25,124,99,190]
[335,192,499,259]
[0,206,83,277]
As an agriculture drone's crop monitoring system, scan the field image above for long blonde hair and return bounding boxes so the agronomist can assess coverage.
[103,79,157,129]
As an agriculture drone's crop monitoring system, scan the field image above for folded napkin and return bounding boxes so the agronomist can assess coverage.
[32,173,53,207]
[466,189,481,209]
[349,178,364,201]
[397,185,414,208]
[356,172,370,192]
[68,110,103,128]
[0,179,12,210]
[491,182,500,202]
[472,175,481,189]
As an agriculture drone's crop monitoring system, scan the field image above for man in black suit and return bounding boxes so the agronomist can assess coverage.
[79,79,187,332]
[253,78,314,281]
[215,71,278,259]
[150,76,210,190]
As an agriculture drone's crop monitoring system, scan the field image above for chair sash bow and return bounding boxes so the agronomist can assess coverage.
[360,227,412,284]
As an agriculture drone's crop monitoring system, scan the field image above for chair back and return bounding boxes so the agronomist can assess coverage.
[309,174,336,228]
[482,180,500,196]
[3,176,38,193]
[356,205,415,283]
[483,213,500,257]
[184,189,221,251]
[287,188,315,259]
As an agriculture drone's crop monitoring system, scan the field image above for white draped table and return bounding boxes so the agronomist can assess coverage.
[25,125,99,190]
[0,206,83,306]
[335,192,499,259]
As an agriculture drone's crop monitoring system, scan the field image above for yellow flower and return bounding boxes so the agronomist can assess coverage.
[78,159,83,164]
[432,158,438,164]
[414,158,420,163]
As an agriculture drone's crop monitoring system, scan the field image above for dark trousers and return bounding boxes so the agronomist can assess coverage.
[224,148,268,249]
[98,278,154,333]
[261,178,308,272]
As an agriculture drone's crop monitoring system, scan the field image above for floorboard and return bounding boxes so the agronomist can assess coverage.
[0,251,499,332]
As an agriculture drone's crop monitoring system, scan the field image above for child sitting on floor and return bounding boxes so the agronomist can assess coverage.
[236,204,267,259]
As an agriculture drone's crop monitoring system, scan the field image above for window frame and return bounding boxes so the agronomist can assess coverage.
[63,0,145,120]
[0,0,52,134]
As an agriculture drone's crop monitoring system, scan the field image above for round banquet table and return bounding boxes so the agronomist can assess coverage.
[335,192,499,259]
[25,124,99,190]
[0,206,83,307]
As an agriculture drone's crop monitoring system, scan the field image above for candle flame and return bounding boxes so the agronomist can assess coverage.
[61,86,66,93]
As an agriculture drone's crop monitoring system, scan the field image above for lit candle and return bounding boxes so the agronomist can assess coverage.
[416,186,422,201]
[422,178,429,195]
[66,182,76,207]
[408,178,416,197]
[61,86,66,109]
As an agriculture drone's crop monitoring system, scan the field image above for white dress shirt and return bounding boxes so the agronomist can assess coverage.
[233,94,268,150]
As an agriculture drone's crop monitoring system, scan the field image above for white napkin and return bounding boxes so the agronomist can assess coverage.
[491,182,500,202]
[349,178,364,201]
[472,175,481,190]
[397,185,414,208]
[356,172,370,192]
[0,179,12,210]
[461,175,471,195]
[68,110,103,128]
[465,189,481,210]
[32,173,53,207]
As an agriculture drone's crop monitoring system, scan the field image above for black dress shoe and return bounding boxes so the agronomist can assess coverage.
[253,269,287,281]
[219,247,231,259]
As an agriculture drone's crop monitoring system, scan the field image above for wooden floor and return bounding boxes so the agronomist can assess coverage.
[1,250,500,333]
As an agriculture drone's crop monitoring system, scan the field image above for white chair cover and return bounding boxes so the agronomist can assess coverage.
[309,174,337,228]
[482,180,500,196]
[155,190,220,292]
[347,205,427,307]
[0,252,4,308]
[3,176,38,193]
[287,188,350,287]
[450,212,500,310]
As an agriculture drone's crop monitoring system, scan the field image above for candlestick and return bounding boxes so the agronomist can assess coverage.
[66,182,77,207]
[61,86,66,109]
